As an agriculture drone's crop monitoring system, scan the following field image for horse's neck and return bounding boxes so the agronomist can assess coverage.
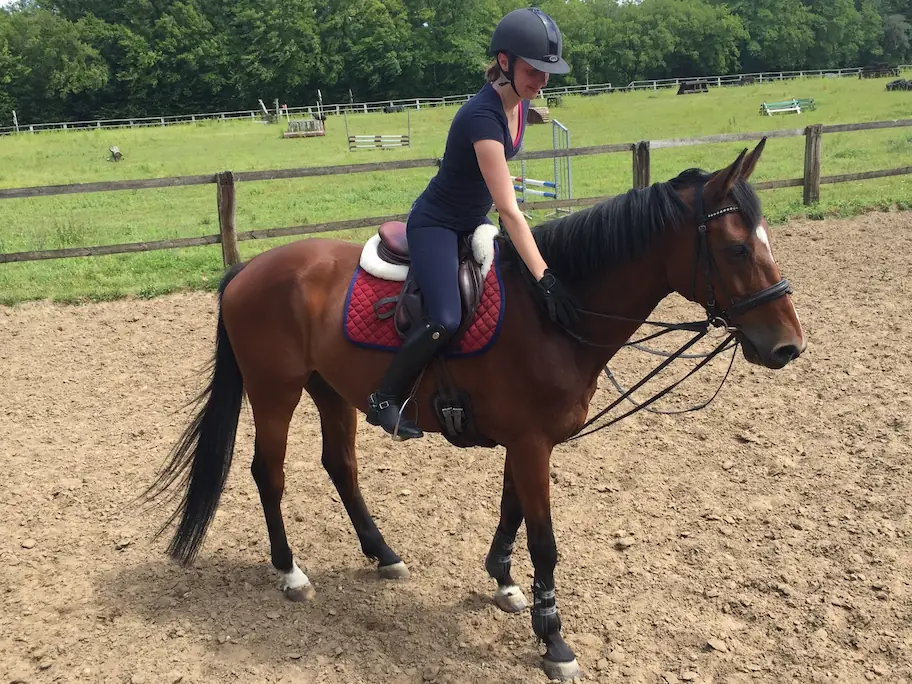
[573,254,672,375]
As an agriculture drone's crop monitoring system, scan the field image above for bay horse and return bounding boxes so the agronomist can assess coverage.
[145,138,805,680]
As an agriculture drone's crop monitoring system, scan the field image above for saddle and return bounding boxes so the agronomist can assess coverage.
[365,220,499,450]
[372,221,486,345]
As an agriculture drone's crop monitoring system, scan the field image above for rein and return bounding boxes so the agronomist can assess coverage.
[561,181,792,442]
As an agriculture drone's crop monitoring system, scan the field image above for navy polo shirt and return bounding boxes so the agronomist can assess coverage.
[408,82,530,233]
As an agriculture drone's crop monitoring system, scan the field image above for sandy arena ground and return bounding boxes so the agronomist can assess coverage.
[1,211,910,684]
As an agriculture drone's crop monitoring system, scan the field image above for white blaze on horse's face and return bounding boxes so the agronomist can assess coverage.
[755,224,773,257]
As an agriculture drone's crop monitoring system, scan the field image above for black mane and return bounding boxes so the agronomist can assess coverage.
[499,168,763,284]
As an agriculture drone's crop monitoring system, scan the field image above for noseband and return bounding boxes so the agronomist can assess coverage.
[563,181,794,441]
[691,181,792,331]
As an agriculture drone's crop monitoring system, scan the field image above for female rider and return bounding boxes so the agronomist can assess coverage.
[367,7,579,440]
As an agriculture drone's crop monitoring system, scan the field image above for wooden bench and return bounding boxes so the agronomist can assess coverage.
[759,98,815,115]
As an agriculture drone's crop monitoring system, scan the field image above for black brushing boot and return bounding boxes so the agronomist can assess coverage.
[367,321,449,440]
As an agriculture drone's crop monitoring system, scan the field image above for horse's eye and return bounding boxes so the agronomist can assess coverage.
[726,243,751,260]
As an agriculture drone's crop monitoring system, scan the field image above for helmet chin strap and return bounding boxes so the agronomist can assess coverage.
[496,53,522,99]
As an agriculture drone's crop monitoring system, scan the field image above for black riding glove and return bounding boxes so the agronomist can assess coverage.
[536,269,580,329]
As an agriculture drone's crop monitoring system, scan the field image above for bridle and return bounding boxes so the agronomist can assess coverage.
[690,181,793,332]
[562,181,793,441]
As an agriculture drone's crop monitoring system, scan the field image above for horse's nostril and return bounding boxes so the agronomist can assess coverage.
[772,344,800,365]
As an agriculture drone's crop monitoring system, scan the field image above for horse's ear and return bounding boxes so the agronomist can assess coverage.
[704,147,748,201]
[740,137,767,181]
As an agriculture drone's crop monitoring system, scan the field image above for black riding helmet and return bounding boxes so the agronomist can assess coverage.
[489,7,570,79]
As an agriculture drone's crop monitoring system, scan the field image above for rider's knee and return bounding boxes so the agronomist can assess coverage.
[434,313,461,339]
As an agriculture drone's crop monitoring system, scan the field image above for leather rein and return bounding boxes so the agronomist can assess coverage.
[562,181,792,442]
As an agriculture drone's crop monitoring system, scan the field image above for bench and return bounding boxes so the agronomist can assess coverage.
[759,98,815,115]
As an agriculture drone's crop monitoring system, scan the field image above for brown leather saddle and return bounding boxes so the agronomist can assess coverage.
[370,221,497,450]
[373,221,486,346]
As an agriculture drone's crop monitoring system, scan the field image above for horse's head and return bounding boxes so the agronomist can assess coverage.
[665,138,806,369]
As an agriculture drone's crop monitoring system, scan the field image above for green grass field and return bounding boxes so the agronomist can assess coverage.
[1,74,910,305]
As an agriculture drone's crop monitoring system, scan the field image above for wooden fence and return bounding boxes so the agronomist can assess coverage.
[1,118,910,265]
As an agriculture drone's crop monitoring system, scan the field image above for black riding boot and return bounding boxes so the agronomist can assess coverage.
[367,321,449,440]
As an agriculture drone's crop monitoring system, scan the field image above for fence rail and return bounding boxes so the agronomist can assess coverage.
[1,118,911,265]
[3,65,910,136]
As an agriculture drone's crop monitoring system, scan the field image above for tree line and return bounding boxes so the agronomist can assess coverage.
[1,0,909,124]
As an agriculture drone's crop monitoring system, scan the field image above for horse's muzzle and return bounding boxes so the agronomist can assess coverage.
[739,328,806,369]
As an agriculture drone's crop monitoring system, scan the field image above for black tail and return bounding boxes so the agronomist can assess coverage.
[144,263,247,565]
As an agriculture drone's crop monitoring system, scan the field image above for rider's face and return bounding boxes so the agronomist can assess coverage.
[499,55,550,98]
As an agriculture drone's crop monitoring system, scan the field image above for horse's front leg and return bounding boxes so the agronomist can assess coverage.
[506,440,580,682]
[485,455,529,612]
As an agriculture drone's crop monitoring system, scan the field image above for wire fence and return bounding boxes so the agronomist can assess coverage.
[3,65,910,136]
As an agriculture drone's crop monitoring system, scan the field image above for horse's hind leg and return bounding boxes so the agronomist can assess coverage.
[306,372,408,579]
[485,455,530,613]
[248,381,315,602]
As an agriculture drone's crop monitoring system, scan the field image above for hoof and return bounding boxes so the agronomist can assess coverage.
[378,561,410,580]
[284,584,315,602]
[493,585,529,613]
[543,657,581,682]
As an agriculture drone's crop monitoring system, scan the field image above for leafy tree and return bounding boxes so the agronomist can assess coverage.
[723,0,817,71]
[881,13,911,62]
[538,0,606,86]
[0,15,25,123]
[0,0,908,122]
[803,0,884,68]
[2,7,108,121]
[220,0,323,106]
[597,0,746,83]
[400,0,504,96]
[315,0,414,100]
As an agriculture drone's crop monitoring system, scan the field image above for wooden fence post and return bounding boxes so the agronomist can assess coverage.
[216,171,240,266]
[803,124,822,205]
[632,140,650,189]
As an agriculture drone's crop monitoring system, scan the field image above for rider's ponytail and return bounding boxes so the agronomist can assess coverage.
[485,59,503,83]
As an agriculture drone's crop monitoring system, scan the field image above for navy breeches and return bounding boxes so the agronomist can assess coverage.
[405,224,464,337]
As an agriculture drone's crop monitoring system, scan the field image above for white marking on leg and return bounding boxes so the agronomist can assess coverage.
[494,584,529,613]
[281,561,311,591]
[378,561,410,579]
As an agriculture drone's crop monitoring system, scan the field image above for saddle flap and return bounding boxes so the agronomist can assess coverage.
[378,221,409,258]
[456,258,484,341]
[393,274,425,338]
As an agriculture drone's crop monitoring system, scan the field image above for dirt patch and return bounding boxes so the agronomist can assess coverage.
[1,211,910,684]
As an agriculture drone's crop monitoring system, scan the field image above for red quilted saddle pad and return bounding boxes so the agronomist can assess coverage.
[343,249,504,357]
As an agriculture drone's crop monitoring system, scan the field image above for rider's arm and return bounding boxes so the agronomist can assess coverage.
[474,138,548,280]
